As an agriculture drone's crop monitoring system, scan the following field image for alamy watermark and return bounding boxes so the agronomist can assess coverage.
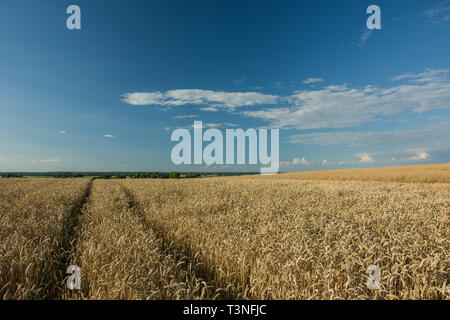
[65,5,379,31]
[366,5,381,30]
[171,121,280,174]
[366,265,381,290]
[66,265,81,290]
[66,5,81,30]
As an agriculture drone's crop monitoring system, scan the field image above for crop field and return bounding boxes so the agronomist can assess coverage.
[239,163,450,183]
[0,164,448,300]
[0,178,90,299]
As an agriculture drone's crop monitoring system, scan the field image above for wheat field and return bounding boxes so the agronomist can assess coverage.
[0,178,90,299]
[238,163,450,183]
[0,164,448,300]
[65,180,217,299]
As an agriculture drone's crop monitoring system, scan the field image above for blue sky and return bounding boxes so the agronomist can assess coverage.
[0,0,449,172]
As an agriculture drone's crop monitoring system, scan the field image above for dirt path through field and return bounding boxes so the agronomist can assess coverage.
[62,180,220,299]
[52,179,92,299]
[118,183,231,299]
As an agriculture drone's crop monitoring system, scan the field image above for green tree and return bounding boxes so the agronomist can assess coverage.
[169,172,180,179]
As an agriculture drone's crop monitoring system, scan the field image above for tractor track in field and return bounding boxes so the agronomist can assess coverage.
[118,183,236,300]
[50,179,93,299]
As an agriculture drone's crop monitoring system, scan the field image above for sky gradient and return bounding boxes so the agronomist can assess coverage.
[0,0,449,172]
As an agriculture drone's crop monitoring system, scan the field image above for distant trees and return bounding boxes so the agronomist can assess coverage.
[0,171,202,179]
[169,172,180,179]
[130,172,201,179]
[92,174,127,180]
[133,172,160,179]
[53,173,84,178]
[1,173,24,178]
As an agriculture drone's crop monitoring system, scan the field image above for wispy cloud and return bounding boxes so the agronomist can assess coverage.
[58,130,67,134]
[358,29,374,46]
[195,123,220,129]
[125,70,450,140]
[190,123,231,129]
[423,0,450,26]
[302,78,324,84]
[233,77,247,84]
[122,89,279,109]
[200,106,219,112]
[173,114,197,119]
[224,123,239,127]
[32,159,61,164]
[104,134,115,138]
[391,69,449,82]
[243,70,450,130]
[273,81,284,88]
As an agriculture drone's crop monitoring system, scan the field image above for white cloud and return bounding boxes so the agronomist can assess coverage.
[322,159,328,165]
[59,130,67,134]
[357,154,374,163]
[125,70,450,136]
[122,89,279,109]
[302,78,324,84]
[191,123,221,129]
[32,159,61,164]
[329,147,445,165]
[357,153,374,163]
[244,70,450,130]
[173,114,197,119]
[285,157,310,166]
[104,134,115,138]
[200,107,219,112]
[409,151,430,161]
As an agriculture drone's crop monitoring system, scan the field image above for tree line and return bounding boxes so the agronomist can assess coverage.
[0,173,24,178]
[0,172,202,179]
[95,172,201,180]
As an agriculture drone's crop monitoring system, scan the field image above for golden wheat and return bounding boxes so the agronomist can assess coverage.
[0,178,90,299]
[237,163,450,183]
[1,165,448,300]
[66,180,218,299]
[120,178,449,300]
